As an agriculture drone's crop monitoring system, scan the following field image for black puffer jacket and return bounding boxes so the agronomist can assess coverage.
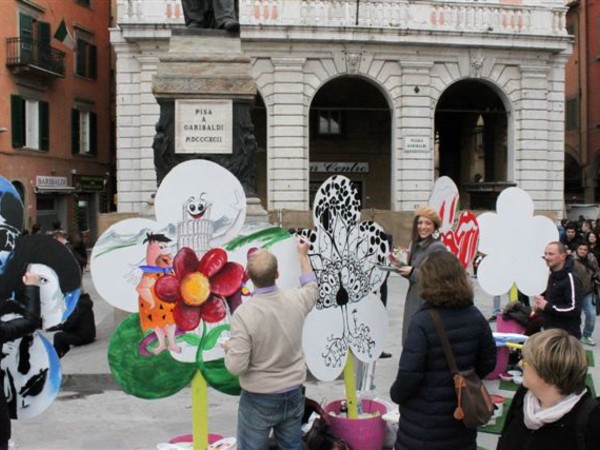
[498,386,600,450]
[390,303,496,450]
[542,258,582,339]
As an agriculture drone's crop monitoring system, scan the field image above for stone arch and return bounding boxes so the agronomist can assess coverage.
[308,74,392,208]
[433,78,512,209]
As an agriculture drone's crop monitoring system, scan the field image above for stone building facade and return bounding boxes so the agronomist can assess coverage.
[112,0,571,217]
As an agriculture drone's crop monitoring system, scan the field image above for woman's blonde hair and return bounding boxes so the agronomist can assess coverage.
[522,329,588,395]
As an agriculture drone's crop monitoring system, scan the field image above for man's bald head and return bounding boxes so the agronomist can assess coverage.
[247,249,278,288]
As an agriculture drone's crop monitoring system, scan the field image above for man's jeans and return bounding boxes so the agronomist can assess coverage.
[581,292,596,338]
[237,387,304,450]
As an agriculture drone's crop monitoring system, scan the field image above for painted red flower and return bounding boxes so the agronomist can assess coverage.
[154,247,244,331]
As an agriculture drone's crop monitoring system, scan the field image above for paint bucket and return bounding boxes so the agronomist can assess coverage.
[485,315,526,380]
[324,399,387,450]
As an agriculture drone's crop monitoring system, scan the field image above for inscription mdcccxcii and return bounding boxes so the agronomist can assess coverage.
[175,99,232,154]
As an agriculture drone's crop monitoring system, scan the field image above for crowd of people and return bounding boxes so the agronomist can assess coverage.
[3,206,600,449]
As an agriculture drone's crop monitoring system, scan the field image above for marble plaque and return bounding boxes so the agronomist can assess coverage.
[175,99,232,154]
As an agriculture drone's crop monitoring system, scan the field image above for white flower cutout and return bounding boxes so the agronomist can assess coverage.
[477,187,558,296]
[300,176,389,381]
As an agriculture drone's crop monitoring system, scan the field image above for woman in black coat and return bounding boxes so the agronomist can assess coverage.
[390,252,496,450]
[0,272,41,450]
[497,329,600,450]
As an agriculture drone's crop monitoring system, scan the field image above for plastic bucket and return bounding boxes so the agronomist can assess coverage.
[324,399,387,450]
[485,315,526,380]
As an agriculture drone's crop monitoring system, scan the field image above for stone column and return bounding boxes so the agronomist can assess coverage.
[152,28,268,223]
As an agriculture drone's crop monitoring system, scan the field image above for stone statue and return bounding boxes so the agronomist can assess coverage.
[181,0,240,32]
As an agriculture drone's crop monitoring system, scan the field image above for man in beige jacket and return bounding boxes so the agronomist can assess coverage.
[224,237,317,449]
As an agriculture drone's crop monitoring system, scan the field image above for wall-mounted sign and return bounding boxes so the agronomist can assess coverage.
[310,162,369,174]
[36,176,68,188]
[175,99,232,154]
[73,175,105,192]
[405,136,430,152]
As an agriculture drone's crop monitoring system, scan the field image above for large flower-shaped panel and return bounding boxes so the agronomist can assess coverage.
[301,175,389,381]
[477,187,558,296]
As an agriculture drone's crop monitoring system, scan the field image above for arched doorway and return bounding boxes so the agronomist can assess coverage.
[435,80,509,209]
[309,77,391,209]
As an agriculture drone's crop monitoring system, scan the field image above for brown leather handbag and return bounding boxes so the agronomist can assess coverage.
[427,309,494,429]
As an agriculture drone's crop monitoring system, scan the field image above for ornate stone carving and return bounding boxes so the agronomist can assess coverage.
[471,57,484,77]
[346,53,361,74]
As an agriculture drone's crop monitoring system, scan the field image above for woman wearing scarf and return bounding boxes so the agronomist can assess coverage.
[498,329,600,449]
[391,206,447,342]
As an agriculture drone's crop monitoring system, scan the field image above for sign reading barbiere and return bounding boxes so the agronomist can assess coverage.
[175,99,232,154]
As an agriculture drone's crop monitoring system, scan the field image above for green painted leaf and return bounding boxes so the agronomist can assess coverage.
[201,324,230,352]
[224,227,291,251]
[108,314,196,399]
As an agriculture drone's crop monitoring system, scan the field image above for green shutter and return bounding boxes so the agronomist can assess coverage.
[89,112,97,155]
[19,13,33,39]
[19,13,33,62]
[72,109,80,154]
[76,39,84,76]
[90,44,97,79]
[37,21,51,69]
[11,95,25,148]
[39,101,49,151]
[38,21,51,46]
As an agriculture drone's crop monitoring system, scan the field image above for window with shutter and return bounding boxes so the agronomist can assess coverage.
[11,95,47,151]
[75,38,97,79]
[72,109,97,155]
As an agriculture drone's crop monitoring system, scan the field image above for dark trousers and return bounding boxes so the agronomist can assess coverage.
[54,332,93,358]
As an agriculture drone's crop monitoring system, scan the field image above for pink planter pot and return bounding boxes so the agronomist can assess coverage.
[324,399,387,450]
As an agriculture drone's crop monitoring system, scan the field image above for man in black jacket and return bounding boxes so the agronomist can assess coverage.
[534,241,582,338]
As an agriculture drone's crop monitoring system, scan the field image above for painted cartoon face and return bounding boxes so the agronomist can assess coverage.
[28,264,64,329]
[185,194,208,219]
[146,240,173,268]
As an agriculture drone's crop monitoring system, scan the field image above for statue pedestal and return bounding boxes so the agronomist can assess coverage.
[152,28,268,222]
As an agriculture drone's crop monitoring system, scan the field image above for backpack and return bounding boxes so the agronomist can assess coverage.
[576,396,600,450]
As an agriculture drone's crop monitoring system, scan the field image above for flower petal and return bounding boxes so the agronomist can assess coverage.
[173,247,199,279]
[348,293,388,363]
[210,262,244,297]
[173,301,203,331]
[477,254,514,296]
[198,248,227,278]
[302,306,347,381]
[199,295,227,323]
[154,275,180,303]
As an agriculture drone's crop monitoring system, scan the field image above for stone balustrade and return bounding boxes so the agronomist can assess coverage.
[116,0,567,35]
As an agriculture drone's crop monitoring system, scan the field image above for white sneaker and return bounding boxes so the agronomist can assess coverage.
[581,336,596,346]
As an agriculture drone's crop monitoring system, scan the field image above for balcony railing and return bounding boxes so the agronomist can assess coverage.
[6,37,66,78]
[115,0,568,36]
